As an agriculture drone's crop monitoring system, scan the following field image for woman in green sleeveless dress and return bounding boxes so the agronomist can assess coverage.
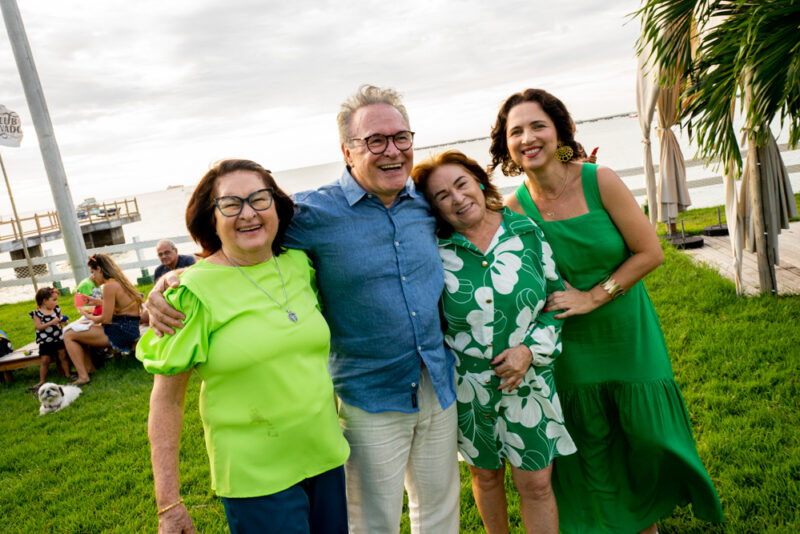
[412,150,576,534]
[489,89,724,534]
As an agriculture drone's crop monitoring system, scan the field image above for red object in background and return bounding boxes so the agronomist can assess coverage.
[74,293,86,307]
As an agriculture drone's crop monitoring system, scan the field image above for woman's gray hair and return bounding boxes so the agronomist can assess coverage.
[337,84,411,143]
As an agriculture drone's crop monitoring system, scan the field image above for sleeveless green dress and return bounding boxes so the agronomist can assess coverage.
[515,163,723,533]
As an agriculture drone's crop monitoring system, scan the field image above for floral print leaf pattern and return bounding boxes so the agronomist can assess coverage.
[438,208,576,471]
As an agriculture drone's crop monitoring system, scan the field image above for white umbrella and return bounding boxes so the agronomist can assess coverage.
[656,81,692,229]
[723,158,743,294]
[737,130,797,293]
[636,48,660,226]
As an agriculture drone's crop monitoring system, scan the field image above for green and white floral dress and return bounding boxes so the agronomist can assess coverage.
[439,207,577,471]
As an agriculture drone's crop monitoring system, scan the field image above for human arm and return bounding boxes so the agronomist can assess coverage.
[493,229,566,392]
[148,371,195,534]
[546,166,663,319]
[32,312,60,330]
[146,270,188,337]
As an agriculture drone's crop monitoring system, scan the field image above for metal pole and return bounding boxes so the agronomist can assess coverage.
[0,150,37,290]
[1,0,89,283]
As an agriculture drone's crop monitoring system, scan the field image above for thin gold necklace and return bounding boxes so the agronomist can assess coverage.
[222,251,298,322]
[540,165,569,218]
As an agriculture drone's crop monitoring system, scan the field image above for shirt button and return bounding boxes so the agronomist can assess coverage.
[411,311,416,316]
[486,298,493,303]
[367,194,373,198]
[417,346,422,351]
[411,382,417,388]
[481,260,488,267]
[395,241,400,247]
[402,276,407,281]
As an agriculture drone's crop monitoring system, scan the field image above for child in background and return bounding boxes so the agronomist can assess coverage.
[28,287,71,390]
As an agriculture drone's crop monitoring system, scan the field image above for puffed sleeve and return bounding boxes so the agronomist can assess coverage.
[135,285,211,375]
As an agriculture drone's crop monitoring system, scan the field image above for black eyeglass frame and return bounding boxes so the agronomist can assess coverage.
[348,130,416,155]
[213,188,274,217]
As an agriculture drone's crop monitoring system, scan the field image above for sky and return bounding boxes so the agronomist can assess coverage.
[0,0,643,215]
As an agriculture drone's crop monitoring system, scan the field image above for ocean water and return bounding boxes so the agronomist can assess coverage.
[1,114,797,304]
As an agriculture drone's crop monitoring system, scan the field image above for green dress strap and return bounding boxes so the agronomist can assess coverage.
[515,163,602,218]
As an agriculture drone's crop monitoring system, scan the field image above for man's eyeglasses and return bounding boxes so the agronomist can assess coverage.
[349,130,415,155]
[213,188,274,217]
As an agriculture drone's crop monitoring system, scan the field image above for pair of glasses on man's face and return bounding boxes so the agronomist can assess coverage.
[349,130,415,155]
[213,188,274,217]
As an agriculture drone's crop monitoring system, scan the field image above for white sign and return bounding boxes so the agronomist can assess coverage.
[0,105,23,148]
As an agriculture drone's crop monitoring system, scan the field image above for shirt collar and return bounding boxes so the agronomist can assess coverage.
[339,166,419,207]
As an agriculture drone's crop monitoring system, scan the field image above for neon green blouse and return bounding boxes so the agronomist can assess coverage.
[136,249,349,498]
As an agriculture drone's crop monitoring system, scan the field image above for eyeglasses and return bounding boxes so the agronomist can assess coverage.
[349,130,415,155]
[213,188,274,217]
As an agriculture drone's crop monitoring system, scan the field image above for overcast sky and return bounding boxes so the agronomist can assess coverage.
[0,0,642,214]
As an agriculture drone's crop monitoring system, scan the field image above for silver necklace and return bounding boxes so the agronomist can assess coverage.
[222,251,298,322]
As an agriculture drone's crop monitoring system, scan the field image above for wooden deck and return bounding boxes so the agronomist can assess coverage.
[681,221,800,295]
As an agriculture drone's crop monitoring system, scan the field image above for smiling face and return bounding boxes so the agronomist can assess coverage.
[213,170,278,265]
[506,101,560,173]
[341,103,413,207]
[426,164,488,234]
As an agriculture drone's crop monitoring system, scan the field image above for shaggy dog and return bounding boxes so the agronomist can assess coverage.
[38,382,82,415]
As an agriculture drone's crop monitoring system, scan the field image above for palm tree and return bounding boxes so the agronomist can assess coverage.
[636,0,800,294]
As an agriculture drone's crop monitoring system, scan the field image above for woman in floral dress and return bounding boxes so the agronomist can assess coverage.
[412,150,576,534]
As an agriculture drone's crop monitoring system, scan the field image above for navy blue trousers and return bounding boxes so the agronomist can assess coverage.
[222,466,347,534]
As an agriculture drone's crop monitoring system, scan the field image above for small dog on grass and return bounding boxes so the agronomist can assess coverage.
[37,382,81,415]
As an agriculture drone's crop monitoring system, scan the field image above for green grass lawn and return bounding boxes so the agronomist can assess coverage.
[1,246,798,533]
[653,192,800,236]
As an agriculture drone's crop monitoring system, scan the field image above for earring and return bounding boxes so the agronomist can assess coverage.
[479,183,485,191]
[554,142,574,162]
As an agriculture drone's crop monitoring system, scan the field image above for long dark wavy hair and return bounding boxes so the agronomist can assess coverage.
[489,88,580,176]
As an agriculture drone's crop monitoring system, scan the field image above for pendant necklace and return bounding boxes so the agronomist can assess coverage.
[223,251,298,322]
[541,164,570,218]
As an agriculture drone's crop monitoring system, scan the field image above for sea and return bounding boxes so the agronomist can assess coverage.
[1,113,798,304]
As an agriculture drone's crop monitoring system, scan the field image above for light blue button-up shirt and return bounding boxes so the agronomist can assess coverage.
[284,168,455,413]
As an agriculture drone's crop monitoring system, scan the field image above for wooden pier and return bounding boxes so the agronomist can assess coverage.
[0,198,141,277]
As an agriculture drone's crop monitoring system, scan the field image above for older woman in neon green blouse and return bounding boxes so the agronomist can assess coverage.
[136,159,349,534]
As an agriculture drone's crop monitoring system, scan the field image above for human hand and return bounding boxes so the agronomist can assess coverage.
[157,504,195,534]
[546,281,602,319]
[147,272,184,337]
[491,345,532,392]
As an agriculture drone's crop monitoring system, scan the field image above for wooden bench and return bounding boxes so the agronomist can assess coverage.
[0,342,40,383]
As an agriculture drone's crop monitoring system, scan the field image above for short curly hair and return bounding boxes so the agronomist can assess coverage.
[411,150,503,238]
[185,159,294,258]
[489,88,580,176]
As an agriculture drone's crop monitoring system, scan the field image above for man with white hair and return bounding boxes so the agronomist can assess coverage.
[284,85,459,534]
[154,240,195,282]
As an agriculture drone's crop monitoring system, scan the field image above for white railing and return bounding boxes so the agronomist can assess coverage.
[0,235,194,289]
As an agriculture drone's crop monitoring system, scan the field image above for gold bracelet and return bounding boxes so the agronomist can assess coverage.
[600,276,624,300]
[157,498,184,516]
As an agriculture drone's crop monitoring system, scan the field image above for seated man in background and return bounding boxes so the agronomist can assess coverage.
[154,240,195,282]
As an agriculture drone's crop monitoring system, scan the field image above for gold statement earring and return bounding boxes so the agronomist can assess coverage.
[554,142,574,162]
